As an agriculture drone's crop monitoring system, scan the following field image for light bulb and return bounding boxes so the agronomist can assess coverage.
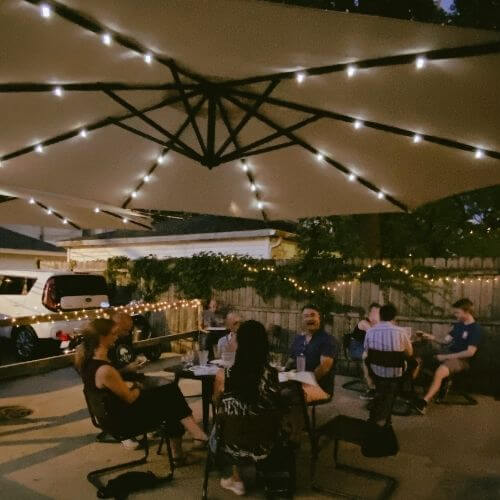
[53,86,63,97]
[377,191,385,199]
[79,129,88,138]
[62,218,68,224]
[257,201,264,210]
[29,198,35,205]
[157,154,164,164]
[250,183,257,192]
[123,217,129,223]
[295,72,306,84]
[354,120,363,129]
[347,65,356,78]
[413,134,422,144]
[348,173,356,182]
[144,175,150,182]
[40,3,51,18]
[131,191,138,198]
[316,152,324,162]
[144,53,153,64]
[46,208,53,215]
[416,56,426,69]
[102,33,112,46]
[94,207,100,213]
[35,144,44,153]
[475,149,484,159]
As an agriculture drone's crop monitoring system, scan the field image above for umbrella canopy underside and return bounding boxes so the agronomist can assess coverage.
[1,0,499,225]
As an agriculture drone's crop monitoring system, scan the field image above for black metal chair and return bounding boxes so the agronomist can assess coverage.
[83,388,175,496]
[313,413,398,500]
[434,370,478,406]
[342,332,369,393]
[202,407,294,499]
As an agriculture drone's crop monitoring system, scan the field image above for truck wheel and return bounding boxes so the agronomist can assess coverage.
[13,326,39,361]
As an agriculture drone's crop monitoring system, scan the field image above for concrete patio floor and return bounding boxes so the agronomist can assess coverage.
[1,355,499,499]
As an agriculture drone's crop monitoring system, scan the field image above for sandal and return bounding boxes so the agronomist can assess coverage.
[172,453,200,467]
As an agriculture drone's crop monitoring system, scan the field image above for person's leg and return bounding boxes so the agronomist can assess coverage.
[180,415,208,441]
[424,364,450,403]
[220,466,245,495]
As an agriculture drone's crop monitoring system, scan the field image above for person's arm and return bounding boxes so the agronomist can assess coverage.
[315,356,333,381]
[437,345,477,361]
[97,365,141,404]
[419,331,452,345]
[403,331,414,357]
[358,319,371,331]
[213,368,225,402]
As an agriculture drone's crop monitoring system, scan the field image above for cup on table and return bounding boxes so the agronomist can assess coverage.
[198,349,209,367]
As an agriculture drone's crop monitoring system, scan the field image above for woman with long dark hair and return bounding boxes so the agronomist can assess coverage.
[76,318,207,466]
[213,319,283,496]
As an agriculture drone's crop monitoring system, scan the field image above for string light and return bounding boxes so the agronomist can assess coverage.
[413,133,422,144]
[53,86,63,97]
[122,217,129,223]
[241,160,249,172]
[475,149,484,159]
[296,72,306,84]
[79,129,88,138]
[131,191,138,198]
[35,144,44,154]
[347,65,357,78]
[348,173,356,182]
[29,198,35,204]
[62,218,68,224]
[144,52,153,64]
[377,191,385,199]
[257,201,264,210]
[316,152,324,162]
[250,183,257,192]
[40,3,51,18]
[143,175,150,182]
[416,56,426,69]
[101,33,112,46]
[94,207,100,213]
[46,208,53,215]
[157,154,165,164]
[354,120,363,130]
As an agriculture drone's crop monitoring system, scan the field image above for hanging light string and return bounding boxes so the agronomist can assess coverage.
[217,254,499,295]
[24,197,81,229]
[0,298,201,328]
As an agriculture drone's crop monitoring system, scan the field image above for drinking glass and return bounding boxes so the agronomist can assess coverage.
[198,349,209,366]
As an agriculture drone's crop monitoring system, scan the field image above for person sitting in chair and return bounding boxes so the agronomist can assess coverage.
[76,318,208,466]
[286,304,338,402]
[413,298,481,415]
[363,304,413,422]
[213,320,286,497]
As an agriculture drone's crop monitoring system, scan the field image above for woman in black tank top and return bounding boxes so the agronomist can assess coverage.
[77,318,207,465]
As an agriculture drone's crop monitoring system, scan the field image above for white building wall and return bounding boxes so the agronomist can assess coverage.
[0,252,65,271]
[67,237,272,262]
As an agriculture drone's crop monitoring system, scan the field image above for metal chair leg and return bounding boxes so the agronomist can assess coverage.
[202,451,212,500]
[87,434,149,492]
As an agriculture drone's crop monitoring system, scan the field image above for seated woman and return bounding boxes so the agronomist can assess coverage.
[76,318,207,466]
[213,320,285,497]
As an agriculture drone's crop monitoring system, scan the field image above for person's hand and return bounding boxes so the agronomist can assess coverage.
[126,359,146,372]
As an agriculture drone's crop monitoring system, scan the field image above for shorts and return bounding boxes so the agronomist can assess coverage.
[442,358,469,374]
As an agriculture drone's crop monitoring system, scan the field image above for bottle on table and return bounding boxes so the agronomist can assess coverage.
[296,352,306,372]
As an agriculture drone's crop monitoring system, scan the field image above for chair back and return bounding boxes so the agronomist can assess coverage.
[367,349,406,369]
[219,411,282,455]
[83,387,111,431]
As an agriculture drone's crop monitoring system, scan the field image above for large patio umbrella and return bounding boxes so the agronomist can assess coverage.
[0,185,151,229]
[1,0,499,224]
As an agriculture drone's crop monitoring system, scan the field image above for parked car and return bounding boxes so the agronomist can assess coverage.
[0,270,109,361]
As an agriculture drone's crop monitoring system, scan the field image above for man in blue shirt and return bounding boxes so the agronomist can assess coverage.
[414,298,481,414]
[288,304,339,397]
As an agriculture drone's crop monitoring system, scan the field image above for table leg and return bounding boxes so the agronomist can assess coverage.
[201,377,214,431]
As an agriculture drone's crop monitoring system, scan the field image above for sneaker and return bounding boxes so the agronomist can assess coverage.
[220,477,245,496]
[360,389,376,400]
[121,438,140,450]
[413,398,427,415]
